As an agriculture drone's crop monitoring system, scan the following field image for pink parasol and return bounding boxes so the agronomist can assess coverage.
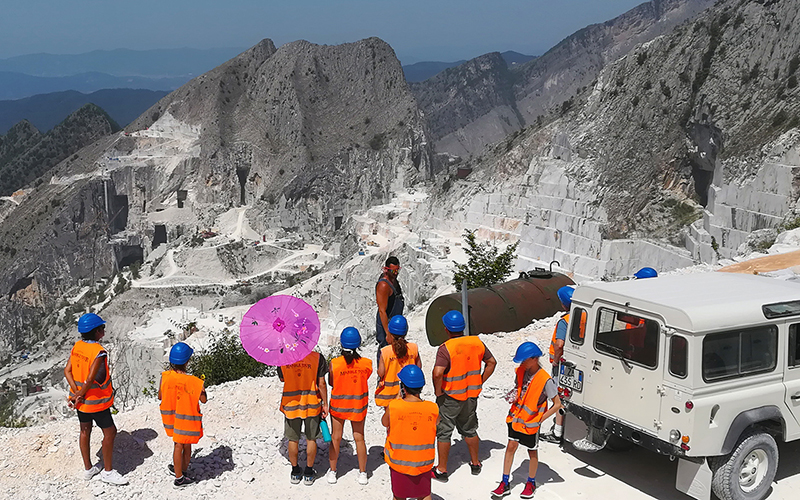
[239,294,321,366]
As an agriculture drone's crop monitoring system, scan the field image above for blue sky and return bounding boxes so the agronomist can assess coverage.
[2,0,647,63]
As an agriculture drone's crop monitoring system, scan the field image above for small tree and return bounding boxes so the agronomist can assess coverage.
[188,334,275,386]
[452,230,519,290]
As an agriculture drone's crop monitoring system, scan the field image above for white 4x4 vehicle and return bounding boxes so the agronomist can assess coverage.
[560,273,800,500]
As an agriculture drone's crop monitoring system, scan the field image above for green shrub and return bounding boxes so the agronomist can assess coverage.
[0,392,29,428]
[188,334,275,386]
[452,230,519,290]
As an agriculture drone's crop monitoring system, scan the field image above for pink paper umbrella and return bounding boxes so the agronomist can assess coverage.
[239,294,321,366]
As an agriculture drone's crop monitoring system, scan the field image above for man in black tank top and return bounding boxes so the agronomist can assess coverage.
[375,256,405,360]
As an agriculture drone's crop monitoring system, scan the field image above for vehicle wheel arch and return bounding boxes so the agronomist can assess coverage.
[720,405,785,455]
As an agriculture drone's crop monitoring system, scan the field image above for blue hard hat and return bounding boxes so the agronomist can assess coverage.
[340,327,362,349]
[442,310,466,332]
[557,286,574,308]
[388,315,409,336]
[513,342,543,363]
[78,313,106,334]
[634,267,658,279]
[169,342,194,365]
[398,365,425,389]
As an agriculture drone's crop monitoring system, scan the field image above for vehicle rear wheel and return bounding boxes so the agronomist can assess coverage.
[709,430,778,500]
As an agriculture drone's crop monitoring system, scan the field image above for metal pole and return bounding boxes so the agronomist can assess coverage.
[462,278,470,336]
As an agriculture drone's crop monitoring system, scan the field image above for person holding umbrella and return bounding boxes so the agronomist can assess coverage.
[327,327,372,485]
[383,365,439,500]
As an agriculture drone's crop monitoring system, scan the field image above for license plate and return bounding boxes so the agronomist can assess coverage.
[559,364,584,392]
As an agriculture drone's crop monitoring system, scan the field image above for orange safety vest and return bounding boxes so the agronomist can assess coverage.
[329,356,373,421]
[441,336,485,401]
[280,351,322,419]
[375,343,419,407]
[506,367,551,435]
[69,341,113,413]
[384,399,439,476]
[160,370,204,443]
[626,318,646,349]
[549,312,586,363]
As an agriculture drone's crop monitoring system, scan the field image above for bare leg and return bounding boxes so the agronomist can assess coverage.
[464,435,480,466]
[288,440,299,466]
[502,440,519,475]
[329,416,345,472]
[173,442,184,478]
[352,419,367,473]
[306,438,318,468]
[182,443,192,473]
[100,425,116,472]
[527,449,538,479]
[436,440,450,473]
[79,422,93,470]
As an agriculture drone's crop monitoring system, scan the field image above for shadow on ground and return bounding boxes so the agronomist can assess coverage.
[445,438,505,475]
[511,460,563,485]
[100,428,158,475]
[189,445,235,481]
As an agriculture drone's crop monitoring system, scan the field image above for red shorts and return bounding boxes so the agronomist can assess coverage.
[390,467,432,499]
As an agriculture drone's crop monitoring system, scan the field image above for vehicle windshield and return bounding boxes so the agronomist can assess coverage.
[594,307,659,369]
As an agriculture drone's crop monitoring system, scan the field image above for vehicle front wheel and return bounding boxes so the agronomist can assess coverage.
[709,430,778,500]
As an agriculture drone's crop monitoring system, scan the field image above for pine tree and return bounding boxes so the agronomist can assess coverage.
[452,230,519,290]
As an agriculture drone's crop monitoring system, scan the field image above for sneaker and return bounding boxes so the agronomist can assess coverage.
[470,462,482,475]
[520,481,536,499]
[431,467,449,483]
[290,466,303,485]
[303,467,316,486]
[174,475,195,488]
[540,431,562,444]
[491,481,511,498]
[83,465,101,481]
[167,464,191,478]
[357,471,369,485]
[326,470,337,484]
[100,469,129,486]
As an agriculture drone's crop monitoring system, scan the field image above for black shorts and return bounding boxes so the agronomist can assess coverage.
[77,408,115,429]
[507,422,539,450]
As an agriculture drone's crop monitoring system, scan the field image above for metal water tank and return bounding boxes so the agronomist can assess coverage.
[425,270,574,346]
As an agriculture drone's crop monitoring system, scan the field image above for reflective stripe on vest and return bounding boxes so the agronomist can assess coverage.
[384,399,439,476]
[160,370,204,443]
[505,367,550,435]
[375,343,419,406]
[280,352,322,419]
[441,336,485,401]
[330,356,372,420]
[69,341,114,413]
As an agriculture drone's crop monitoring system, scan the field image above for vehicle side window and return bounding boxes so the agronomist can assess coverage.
[790,324,800,368]
[594,308,659,369]
[669,335,688,378]
[702,325,777,382]
[569,307,587,345]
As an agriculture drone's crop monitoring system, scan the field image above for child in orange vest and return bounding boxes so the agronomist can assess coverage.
[327,327,373,485]
[158,342,207,487]
[64,313,128,485]
[375,315,421,407]
[492,342,561,499]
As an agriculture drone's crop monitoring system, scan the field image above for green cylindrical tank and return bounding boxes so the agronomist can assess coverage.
[425,270,575,346]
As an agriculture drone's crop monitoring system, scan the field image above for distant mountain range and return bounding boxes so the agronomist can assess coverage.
[0,47,245,77]
[0,89,169,134]
[0,71,185,100]
[402,51,535,82]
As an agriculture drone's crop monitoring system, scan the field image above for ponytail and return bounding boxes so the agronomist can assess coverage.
[343,348,361,365]
[391,335,408,360]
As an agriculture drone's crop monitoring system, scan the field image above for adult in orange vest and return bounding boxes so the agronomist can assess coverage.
[491,342,562,499]
[326,328,373,486]
[542,286,581,444]
[64,313,128,485]
[431,310,496,481]
[376,315,422,407]
[158,342,207,487]
[382,365,439,500]
[277,350,329,485]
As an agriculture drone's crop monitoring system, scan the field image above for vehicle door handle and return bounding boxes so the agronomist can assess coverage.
[592,360,601,371]
[791,393,800,400]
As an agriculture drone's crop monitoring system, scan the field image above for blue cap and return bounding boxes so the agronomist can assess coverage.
[169,342,194,365]
[340,327,362,349]
[513,342,543,363]
[398,365,425,389]
[442,310,466,332]
[388,315,409,336]
[557,286,574,309]
[78,313,106,334]
[634,267,658,279]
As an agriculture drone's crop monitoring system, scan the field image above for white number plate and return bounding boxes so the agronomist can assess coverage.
[559,364,584,392]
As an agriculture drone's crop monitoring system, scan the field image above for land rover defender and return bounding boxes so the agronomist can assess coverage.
[559,273,800,500]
